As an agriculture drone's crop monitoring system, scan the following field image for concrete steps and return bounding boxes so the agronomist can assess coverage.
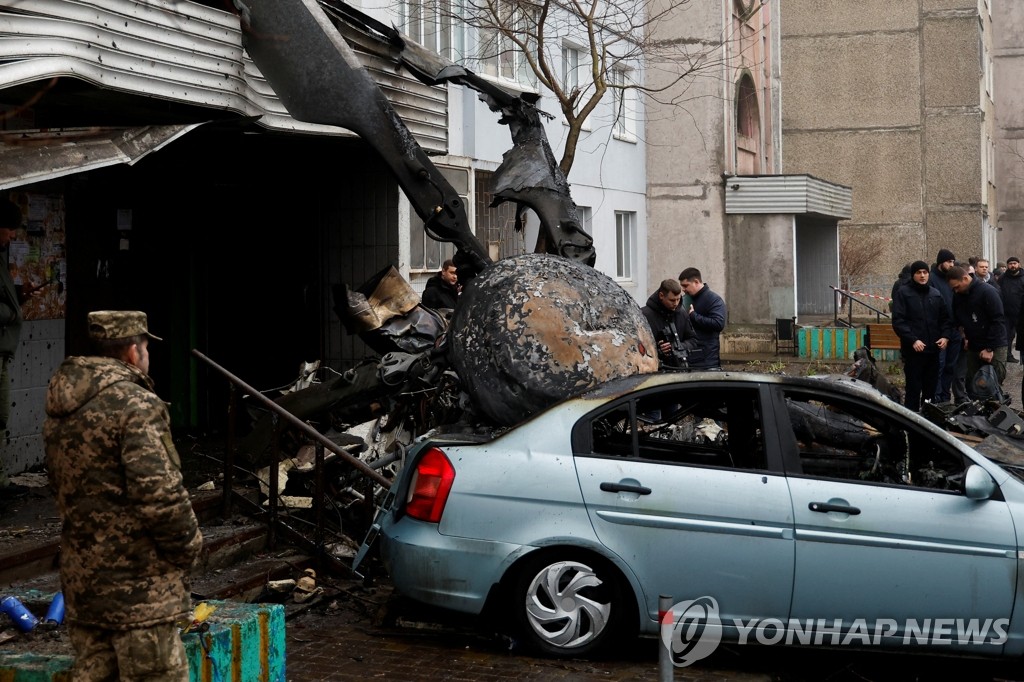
[0,486,317,681]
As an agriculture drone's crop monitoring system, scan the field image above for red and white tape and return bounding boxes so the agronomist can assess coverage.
[842,290,892,302]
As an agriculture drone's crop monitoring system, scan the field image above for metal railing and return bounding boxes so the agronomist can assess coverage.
[192,349,391,576]
[830,285,891,327]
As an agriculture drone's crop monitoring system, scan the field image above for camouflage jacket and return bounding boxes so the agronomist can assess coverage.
[43,356,202,629]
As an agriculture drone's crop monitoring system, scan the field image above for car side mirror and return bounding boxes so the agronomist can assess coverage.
[964,464,997,500]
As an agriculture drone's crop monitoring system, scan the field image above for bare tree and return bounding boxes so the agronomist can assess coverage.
[400,0,747,176]
[839,229,886,293]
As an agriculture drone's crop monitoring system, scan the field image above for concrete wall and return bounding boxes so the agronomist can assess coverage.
[6,320,64,476]
[995,0,1024,259]
[725,213,794,324]
[646,0,779,310]
[782,1,989,286]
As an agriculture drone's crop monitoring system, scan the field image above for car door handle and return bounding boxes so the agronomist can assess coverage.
[600,482,652,495]
[809,501,861,515]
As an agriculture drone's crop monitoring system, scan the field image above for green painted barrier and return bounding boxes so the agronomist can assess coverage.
[0,596,285,682]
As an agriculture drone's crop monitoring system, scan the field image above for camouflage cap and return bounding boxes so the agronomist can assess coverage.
[87,310,162,341]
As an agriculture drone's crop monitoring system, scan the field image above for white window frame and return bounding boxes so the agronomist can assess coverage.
[477,1,538,88]
[577,205,593,235]
[402,0,465,62]
[610,68,637,141]
[561,43,591,129]
[615,211,635,280]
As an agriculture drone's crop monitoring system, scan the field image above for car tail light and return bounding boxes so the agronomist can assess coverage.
[404,447,455,523]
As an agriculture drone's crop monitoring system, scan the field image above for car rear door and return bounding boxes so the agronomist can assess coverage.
[574,382,795,628]
[776,386,1016,650]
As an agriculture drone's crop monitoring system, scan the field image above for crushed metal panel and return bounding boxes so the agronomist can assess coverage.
[0,124,204,189]
[0,0,448,152]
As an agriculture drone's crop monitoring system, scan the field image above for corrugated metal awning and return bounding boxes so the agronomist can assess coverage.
[0,0,447,149]
[0,124,204,189]
[724,174,853,220]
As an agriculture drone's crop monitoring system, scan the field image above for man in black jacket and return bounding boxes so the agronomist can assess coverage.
[641,279,700,370]
[930,249,967,404]
[892,261,951,411]
[421,259,460,311]
[999,256,1024,362]
[948,265,1008,399]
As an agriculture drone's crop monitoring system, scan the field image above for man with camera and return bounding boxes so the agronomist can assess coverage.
[641,279,700,370]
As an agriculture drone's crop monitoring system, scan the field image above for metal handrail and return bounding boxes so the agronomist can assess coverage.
[830,285,891,326]
[191,349,391,574]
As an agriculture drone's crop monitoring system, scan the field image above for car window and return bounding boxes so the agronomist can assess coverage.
[781,390,967,492]
[588,387,767,471]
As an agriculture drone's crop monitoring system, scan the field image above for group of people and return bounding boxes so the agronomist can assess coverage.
[891,248,1017,412]
[640,268,727,371]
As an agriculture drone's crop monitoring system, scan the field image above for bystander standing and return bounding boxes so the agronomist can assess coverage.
[43,310,202,680]
[678,267,726,370]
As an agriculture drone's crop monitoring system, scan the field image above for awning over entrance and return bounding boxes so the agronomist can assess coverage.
[0,124,205,190]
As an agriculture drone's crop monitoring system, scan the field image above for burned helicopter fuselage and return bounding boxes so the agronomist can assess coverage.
[231,0,652,461]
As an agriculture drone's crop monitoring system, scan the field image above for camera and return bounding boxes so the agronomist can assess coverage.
[660,323,691,370]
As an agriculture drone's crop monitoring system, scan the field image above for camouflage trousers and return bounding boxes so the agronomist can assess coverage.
[68,621,189,682]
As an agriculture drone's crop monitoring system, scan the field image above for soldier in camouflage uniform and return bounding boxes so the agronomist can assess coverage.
[44,310,202,681]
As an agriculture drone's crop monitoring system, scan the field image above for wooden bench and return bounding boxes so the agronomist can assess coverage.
[866,323,901,352]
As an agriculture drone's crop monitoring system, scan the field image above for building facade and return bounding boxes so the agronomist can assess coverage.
[994,0,1024,259]
[782,0,997,285]
[646,0,999,331]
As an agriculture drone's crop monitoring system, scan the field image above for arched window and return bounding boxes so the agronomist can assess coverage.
[735,73,760,174]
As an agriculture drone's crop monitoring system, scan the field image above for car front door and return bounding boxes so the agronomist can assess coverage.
[777,387,1016,652]
[574,383,795,630]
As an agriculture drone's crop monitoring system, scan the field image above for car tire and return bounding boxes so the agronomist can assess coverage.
[511,551,633,658]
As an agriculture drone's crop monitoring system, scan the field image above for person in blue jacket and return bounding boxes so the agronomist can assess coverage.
[679,267,727,370]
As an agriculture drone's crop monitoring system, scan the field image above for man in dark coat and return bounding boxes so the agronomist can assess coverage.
[892,261,951,411]
[44,310,201,680]
[930,249,967,404]
[679,267,726,369]
[641,279,700,370]
[947,266,1008,399]
[889,262,913,311]
[999,256,1024,362]
[421,259,460,311]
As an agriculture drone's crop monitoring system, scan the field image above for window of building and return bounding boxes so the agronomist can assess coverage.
[402,0,465,61]
[561,44,589,127]
[478,1,538,88]
[577,205,593,235]
[734,73,760,174]
[475,169,526,261]
[610,68,636,141]
[615,210,635,279]
[410,165,468,272]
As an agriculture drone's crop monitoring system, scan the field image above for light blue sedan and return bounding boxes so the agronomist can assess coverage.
[357,372,1024,660]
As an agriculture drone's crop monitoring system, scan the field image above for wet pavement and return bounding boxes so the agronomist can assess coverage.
[282,580,1024,681]
[6,357,1024,680]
